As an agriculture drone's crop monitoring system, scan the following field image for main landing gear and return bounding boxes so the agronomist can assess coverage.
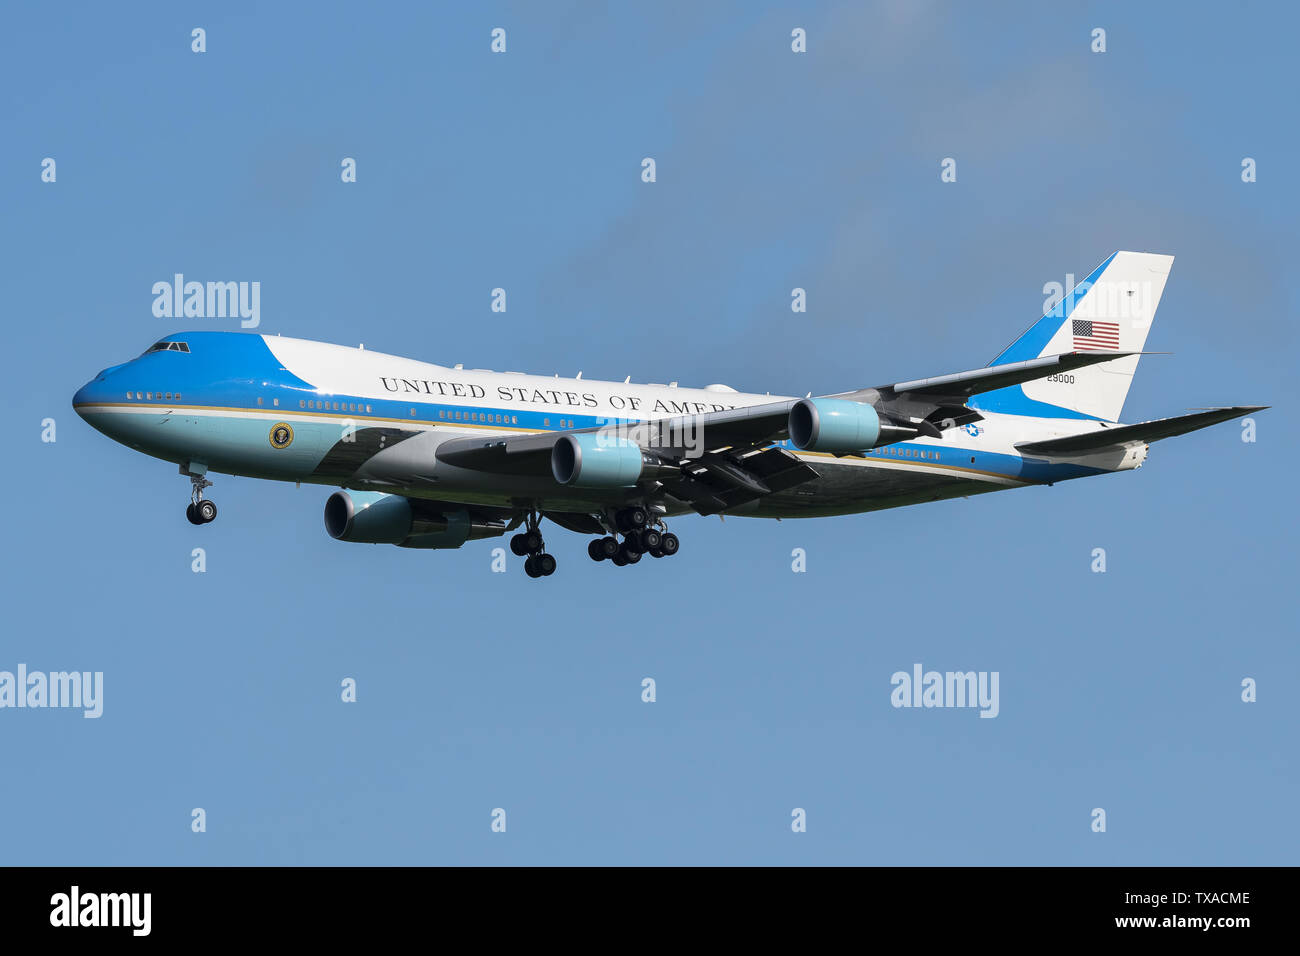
[588,506,680,567]
[510,512,556,578]
[183,468,217,525]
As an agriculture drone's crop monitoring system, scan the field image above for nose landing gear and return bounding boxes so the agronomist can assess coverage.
[183,465,217,525]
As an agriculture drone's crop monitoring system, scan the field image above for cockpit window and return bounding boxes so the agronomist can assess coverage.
[144,341,190,354]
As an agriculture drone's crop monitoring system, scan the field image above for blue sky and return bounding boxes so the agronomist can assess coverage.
[2,1,1295,864]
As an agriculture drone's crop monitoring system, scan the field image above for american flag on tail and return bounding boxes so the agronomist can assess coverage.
[1073,319,1120,350]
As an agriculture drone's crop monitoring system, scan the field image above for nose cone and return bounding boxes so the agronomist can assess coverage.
[73,376,112,421]
[73,363,129,430]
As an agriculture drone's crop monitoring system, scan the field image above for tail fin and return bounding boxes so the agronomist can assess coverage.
[970,251,1174,422]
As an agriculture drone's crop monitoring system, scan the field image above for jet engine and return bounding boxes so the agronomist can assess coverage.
[324,491,503,549]
[551,433,678,488]
[788,397,932,454]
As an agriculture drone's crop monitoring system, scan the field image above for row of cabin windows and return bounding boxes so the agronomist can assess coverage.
[438,409,519,425]
[299,399,372,413]
[128,391,180,401]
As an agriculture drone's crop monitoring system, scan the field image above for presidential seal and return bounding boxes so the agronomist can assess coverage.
[269,422,294,449]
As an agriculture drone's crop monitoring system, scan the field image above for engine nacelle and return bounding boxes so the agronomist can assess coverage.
[788,398,881,454]
[552,433,674,488]
[324,491,501,549]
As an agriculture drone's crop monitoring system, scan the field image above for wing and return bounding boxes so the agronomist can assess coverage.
[434,351,1139,514]
[829,350,1141,435]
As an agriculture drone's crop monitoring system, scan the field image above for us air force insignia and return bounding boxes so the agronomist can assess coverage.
[269,423,294,449]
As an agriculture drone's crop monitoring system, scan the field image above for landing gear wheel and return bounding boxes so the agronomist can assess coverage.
[659,532,679,556]
[616,506,649,532]
[611,553,629,567]
[641,529,662,552]
[618,541,642,564]
[598,536,619,559]
[185,503,203,525]
[522,529,543,554]
[511,534,530,557]
[524,555,542,578]
[196,500,217,523]
[588,539,606,562]
[536,553,557,576]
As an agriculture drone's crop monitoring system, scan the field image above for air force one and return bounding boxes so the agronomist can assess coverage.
[74,252,1263,578]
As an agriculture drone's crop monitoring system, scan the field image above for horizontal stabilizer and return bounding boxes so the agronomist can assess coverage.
[1016,406,1267,456]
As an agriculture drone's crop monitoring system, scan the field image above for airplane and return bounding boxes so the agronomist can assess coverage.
[73,251,1264,578]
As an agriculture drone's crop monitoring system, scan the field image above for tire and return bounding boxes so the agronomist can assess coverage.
[611,553,628,567]
[197,500,217,523]
[587,539,606,561]
[185,503,203,525]
[619,541,642,564]
[522,529,543,554]
[510,534,530,556]
[524,555,541,578]
[598,536,620,558]
[648,545,665,558]
[626,506,648,529]
[641,529,662,551]
[537,553,557,576]
[659,532,679,556]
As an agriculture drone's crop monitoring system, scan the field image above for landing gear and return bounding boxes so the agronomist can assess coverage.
[615,506,649,533]
[510,528,544,556]
[524,552,557,577]
[183,467,216,524]
[587,537,619,562]
[514,511,556,577]
[187,501,218,524]
[596,509,679,567]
